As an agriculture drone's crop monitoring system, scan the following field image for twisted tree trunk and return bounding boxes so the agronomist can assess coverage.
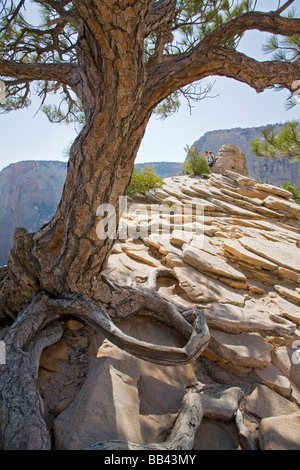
[1,1,152,312]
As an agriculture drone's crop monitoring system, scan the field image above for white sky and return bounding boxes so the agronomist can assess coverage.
[0,1,299,172]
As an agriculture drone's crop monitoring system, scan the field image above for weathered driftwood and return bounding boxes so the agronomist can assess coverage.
[84,385,247,451]
[0,286,210,450]
[235,409,257,450]
[85,391,204,450]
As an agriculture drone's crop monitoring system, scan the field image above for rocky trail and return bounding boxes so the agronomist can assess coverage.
[100,169,300,450]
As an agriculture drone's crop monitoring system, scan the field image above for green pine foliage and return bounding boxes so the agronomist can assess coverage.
[147,0,254,119]
[262,25,299,108]
[281,181,300,204]
[250,120,300,162]
[181,147,211,176]
[1,0,297,123]
[127,166,163,197]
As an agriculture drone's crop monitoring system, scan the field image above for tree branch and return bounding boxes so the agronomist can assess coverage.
[274,0,296,15]
[145,0,175,36]
[143,11,300,111]
[34,0,73,15]
[200,10,300,49]
[0,59,80,89]
[0,0,25,32]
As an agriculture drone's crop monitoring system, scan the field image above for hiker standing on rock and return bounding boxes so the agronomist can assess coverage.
[207,151,215,168]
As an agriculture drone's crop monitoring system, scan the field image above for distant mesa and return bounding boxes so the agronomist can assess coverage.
[0,160,180,266]
[135,161,182,179]
[190,123,300,187]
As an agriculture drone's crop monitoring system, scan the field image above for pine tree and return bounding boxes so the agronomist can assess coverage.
[250,120,300,161]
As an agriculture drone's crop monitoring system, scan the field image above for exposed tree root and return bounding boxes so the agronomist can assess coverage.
[234,409,257,450]
[0,282,210,450]
[84,390,204,450]
[0,294,62,449]
[146,267,177,290]
[84,385,249,451]
[0,260,295,450]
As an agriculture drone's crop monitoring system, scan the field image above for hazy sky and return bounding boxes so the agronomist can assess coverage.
[0,2,299,172]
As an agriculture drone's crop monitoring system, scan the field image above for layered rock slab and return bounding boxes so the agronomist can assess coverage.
[239,237,300,274]
[245,384,299,419]
[259,412,300,450]
[173,265,245,304]
[182,244,247,282]
[208,330,274,370]
[48,164,300,450]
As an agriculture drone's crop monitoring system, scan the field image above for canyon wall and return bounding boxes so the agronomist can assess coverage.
[0,160,67,266]
[192,124,300,187]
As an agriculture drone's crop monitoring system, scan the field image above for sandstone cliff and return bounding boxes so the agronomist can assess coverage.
[191,124,300,187]
[135,161,182,178]
[0,161,67,266]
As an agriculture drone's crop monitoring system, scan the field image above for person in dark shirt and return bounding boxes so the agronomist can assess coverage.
[207,151,215,168]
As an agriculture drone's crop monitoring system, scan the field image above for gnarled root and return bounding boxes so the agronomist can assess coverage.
[84,385,248,451]
[0,294,62,449]
[234,408,257,450]
[0,284,210,450]
[85,390,204,450]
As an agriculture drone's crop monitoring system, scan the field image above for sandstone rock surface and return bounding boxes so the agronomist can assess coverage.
[213,145,249,177]
[0,161,67,266]
[16,159,299,451]
[245,384,299,419]
[97,168,300,449]
[259,412,300,450]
